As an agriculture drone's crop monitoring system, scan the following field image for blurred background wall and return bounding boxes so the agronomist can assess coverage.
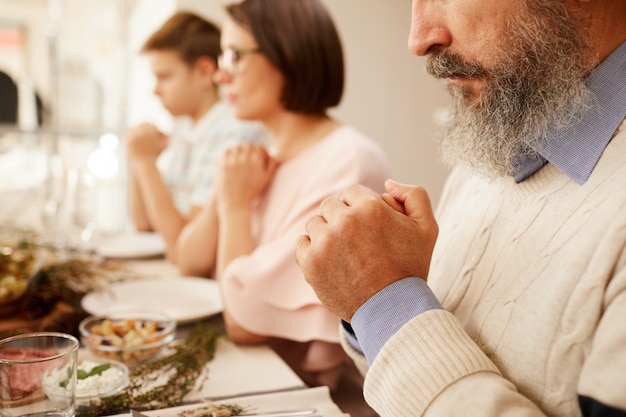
[0,0,450,229]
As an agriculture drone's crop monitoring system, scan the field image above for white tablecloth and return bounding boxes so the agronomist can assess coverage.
[185,337,306,401]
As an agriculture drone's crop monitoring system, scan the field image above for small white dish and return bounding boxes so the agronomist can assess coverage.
[43,358,129,406]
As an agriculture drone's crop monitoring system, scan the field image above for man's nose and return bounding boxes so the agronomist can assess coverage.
[408,1,452,57]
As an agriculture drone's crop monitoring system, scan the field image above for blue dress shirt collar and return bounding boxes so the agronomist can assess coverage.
[513,40,626,184]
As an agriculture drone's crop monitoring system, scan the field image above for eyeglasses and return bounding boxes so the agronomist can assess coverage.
[218,47,262,76]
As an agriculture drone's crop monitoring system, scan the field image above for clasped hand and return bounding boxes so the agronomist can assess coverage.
[214,143,278,211]
[296,179,438,322]
[124,123,168,162]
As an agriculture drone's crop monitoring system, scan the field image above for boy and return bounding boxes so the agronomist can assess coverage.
[125,11,265,262]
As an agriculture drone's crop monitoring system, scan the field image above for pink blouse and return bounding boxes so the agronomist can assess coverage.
[220,125,392,384]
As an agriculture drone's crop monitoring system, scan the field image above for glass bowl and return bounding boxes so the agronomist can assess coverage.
[42,358,129,407]
[79,309,176,367]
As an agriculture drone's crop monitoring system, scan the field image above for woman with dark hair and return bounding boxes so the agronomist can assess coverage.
[176,1,390,414]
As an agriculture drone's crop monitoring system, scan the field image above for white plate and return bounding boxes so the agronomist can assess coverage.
[81,277,223,324]
[94,232,165,259]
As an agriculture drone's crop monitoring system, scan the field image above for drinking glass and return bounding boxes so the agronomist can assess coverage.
[0,332,79,417]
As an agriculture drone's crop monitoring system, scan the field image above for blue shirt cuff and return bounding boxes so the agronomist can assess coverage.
[350,277,443,365]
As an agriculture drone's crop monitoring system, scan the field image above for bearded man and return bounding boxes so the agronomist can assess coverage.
[296,0,626,416]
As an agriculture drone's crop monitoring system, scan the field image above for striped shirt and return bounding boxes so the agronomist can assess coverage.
[157,100,266,215]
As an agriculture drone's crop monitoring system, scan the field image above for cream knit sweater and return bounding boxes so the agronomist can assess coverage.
[343,119,626,416]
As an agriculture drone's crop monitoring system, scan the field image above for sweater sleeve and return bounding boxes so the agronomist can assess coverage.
[363,282,626,417]
[364,310,547,416]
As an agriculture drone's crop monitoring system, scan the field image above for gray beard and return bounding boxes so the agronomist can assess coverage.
[429,0,594,179]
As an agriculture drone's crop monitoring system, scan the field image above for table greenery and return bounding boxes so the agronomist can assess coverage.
[78,323,243,417]
[0,229,243,416]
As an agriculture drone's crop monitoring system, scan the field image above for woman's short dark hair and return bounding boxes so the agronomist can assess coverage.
[141,11,221,66]
[226,0,345,114]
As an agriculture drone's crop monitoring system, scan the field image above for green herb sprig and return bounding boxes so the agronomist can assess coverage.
[59,363,111,388]
[78,363,111,380]
[178,402,247,417]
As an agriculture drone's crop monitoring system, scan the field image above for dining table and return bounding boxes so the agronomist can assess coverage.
[0,230,351,417]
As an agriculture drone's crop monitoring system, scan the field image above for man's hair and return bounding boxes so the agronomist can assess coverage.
[226,0,344,114]
[141,11,221,66]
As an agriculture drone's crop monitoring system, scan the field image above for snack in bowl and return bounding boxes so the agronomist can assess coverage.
[42,358,129,407]
[79,310,176,367]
